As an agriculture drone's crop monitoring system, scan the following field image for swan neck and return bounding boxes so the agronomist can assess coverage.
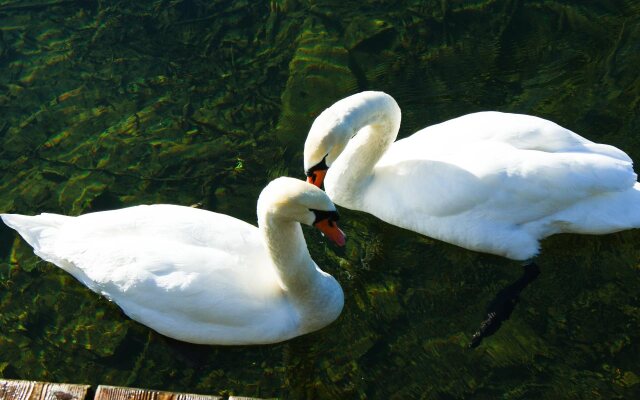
[327,94,401,205]
[259,215,318,293]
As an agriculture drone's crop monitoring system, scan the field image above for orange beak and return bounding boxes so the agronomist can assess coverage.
[306,169,327,188]
[314,219,346,247]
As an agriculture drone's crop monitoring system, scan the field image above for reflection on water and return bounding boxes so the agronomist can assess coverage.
[1,0,639,398]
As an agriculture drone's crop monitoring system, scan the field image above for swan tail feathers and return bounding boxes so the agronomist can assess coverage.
[553,182,640,233]
[620,182,640,229]
[1,213,71,253]
[598,183,640,231]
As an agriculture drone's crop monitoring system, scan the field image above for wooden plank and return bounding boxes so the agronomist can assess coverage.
[93,386,223,400]
[228,397,264,400]
[0,381,264,400]
[0,379,90,400]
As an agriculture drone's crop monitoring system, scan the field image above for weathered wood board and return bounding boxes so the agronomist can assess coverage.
[0,381,264,400]
[0,379,90,400]
[93,386,223,400]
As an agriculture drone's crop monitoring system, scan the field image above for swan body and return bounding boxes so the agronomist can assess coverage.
[1,177,345,345]
[304,91,640,260]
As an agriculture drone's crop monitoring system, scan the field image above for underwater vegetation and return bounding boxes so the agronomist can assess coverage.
[1,0,640,398]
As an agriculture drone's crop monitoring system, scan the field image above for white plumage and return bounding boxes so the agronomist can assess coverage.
[304,91,640,260]
[2,177,344,345]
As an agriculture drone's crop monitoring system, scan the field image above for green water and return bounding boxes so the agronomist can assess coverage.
[1,0,640,398]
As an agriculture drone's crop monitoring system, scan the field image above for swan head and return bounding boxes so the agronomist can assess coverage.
[257,177,345,246]
[303,91,401,188]
[303,116,351,188]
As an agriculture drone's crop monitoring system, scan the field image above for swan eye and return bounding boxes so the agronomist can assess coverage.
[310,208,340,225]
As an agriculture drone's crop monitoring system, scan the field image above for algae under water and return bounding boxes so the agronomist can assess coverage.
[1,0,640,398]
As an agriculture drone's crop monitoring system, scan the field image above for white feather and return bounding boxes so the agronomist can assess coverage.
[306,92,640,260]
[2,178,344,345]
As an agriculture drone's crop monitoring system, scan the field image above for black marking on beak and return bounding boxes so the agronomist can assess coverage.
[305,156,328,177]
[310,208,340,227]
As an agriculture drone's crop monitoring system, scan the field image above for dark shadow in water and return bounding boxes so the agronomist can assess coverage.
[0,222,13,260]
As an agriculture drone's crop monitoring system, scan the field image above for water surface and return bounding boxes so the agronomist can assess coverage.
[1,1,639,398]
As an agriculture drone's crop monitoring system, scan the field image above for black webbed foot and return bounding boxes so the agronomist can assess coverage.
[469,262,540,348]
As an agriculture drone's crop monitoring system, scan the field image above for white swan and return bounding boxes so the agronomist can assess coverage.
[303,91,640,346]
[1,177,346,345]
[304,91,640,261]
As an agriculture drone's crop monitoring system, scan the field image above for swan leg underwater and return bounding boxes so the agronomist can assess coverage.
[1,177,346,345]
[303,91,640,347]
[468,260,540,348]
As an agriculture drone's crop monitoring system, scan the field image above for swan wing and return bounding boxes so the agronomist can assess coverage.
[49,204,262,254]
[374,137,636,219]
[58,237,292,340]
[368,138,637,260]
[390,111,631,162]
[377,110,635,213]
[3,205,297,344]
